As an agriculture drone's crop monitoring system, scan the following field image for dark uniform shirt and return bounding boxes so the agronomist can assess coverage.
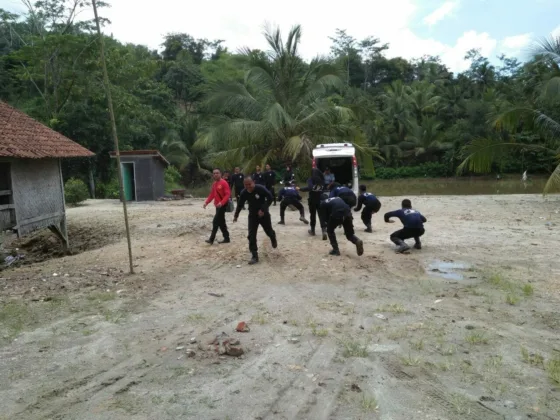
[320,197,350,220]
[355,192,381,212]
[232,173,245,191]
[252,172,266,186]
[264,170,276,189]
[235,185,273,217]
[278,186,301,201]
[384,208,427,228]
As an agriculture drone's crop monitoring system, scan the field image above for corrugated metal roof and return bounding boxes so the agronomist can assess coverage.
[109,150,170,167]
[0,101,94,159]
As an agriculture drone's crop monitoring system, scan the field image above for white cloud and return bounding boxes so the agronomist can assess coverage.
[502,33,532,50]
[552,25,560,38]
[0,0,497,73]
[423,1,460,26]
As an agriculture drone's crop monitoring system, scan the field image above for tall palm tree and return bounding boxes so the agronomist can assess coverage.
[458,34,560,194]
[197,25,378,173]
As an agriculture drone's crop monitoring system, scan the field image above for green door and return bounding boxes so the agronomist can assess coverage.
[121,163,134,201]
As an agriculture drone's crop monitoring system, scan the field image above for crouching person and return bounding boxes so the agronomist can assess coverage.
[384,199,426,253]
[319,194,364,257]
[354,184,381,233]
[277,182,309,225]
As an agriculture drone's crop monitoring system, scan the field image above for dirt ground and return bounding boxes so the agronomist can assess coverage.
[1,195,560,420]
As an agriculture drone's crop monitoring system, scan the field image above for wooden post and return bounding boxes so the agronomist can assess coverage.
[91,0,134,274]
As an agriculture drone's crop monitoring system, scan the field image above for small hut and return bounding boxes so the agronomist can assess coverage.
[109,150,169,201]
[0,101,94,248]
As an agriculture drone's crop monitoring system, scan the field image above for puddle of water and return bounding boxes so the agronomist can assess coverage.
[427,260,472,281]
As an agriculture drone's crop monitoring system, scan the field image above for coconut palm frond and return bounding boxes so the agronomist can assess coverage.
[543,162,560,195]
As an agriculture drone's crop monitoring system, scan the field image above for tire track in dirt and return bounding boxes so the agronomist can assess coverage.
[258,341,342,420]
[380,355,504,419]
[16,357,153,420]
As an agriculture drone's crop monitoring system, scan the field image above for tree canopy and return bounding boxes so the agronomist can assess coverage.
[1,0,559,193]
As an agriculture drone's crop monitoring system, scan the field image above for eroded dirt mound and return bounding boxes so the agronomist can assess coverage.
[2,222,121,269]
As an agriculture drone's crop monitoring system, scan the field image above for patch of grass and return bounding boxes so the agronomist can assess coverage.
[438,345,457,356]
[251,312,269,325]
[312,327,329,337]
[487,273,516,292]
[341,340,368,358]
[87,291,117,301]
[186,313,206,322]
[289,319,299,326]
[0,300,38,339]
[360,394,379,412]
[484,355,503,374]
[401,353,422,366]
[438,361,453,371]
[450,393,472,415]
[410,339,424,351]
[523,284,534,296]
[376,303,407,314]
[102,309,127,324]
[387,328,408,340]
[465,332,489,345]
[82,329,96,336]
[546,357,560,384]
[521,347,544,367]
[356,289,369,299]
[505,293,520,305]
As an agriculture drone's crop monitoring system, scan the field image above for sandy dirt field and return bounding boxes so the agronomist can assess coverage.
[1,194,560,420]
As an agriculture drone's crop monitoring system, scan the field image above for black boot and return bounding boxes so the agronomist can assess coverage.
[299,215,309,225]
[205,238,214,245]
[321,228,327,241]
[270,236,278,249]
[329,249,341,256]
[355,238,364,256]
[364,224,372,233]
[218,238,230,244]
[308,228,316,236]
[391,236,410,253]
[248,254,259,265]
[414,240,422,250]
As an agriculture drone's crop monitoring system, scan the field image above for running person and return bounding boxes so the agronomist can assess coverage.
[233,177,277,265]
[354,185,381,233]
[203,168,231,244]
[384,199,427,253]
[299,168,326,239]
[277,182,309,225]
[319,194,364,256]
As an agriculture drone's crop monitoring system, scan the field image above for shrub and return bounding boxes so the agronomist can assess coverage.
[65,178,90,205]
[95,179,120,199]
[165,166,183,192]
[370,163,451,179]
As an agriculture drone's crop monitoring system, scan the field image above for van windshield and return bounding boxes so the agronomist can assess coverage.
[316,157,353,187]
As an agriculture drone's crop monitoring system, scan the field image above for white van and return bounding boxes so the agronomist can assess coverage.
[312,143,359,194]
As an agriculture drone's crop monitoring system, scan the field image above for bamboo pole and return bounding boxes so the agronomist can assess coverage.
[91,0,134,274]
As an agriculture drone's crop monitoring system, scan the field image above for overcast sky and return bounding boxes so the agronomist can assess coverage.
[1,0,559,73]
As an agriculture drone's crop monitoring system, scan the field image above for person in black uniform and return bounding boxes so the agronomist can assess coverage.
[384,199,427,253]
[233,177,277,265]
[354,185,382,233]
[277,182,309,225]
[329,184,357,208]
[283,165,295,185]
[264,164,277,206]
[319,194,364,256]
[298,168,326,240]
[232,167,245,210]
[252,165,266,186]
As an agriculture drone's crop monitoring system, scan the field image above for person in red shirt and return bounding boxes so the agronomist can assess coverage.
[203,168,231,244]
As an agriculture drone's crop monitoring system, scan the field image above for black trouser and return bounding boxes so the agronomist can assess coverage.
[308,194,324,231]
[248,212,276,257]
[327,211,357,251]
[391,227,425,243]
[361,200,381,227]
[210,205,229,241]
[280,198,304,220]
[339,193,356,208]
[267,186,276,205]
[234,187,244,208]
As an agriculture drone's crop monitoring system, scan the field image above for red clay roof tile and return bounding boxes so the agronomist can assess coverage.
[0,101,94,158]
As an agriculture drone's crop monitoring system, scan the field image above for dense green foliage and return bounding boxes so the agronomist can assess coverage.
[1,1,559,194]
[64,178,89,205]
